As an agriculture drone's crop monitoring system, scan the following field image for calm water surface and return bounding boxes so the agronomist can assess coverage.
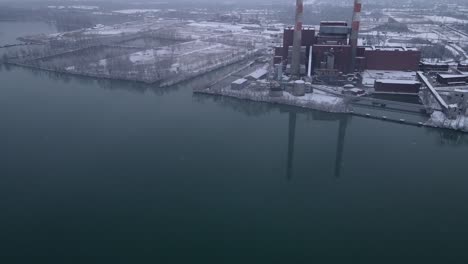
[1,23,468,263]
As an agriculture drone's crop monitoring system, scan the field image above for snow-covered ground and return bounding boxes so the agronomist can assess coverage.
[128,48,175,64]
[82,20,177,36]
[48,5,99,10]
[113,9,161,14]
[283,91,344,108]
[385,12,468,25]
[201,87,348,113]
[126,40,242,64]
[412,32,441,40]
[421,58,458,64]
[427,111,468,132]
[424,16,468,24]
[445,45,462,57]
[84,24,147,35]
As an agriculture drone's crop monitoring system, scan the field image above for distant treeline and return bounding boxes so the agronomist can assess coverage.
[0,7,47,21]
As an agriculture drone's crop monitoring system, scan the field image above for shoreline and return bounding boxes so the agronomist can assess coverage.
[5,53,256,87]
[4,61,467,133]
[195,87,468,133]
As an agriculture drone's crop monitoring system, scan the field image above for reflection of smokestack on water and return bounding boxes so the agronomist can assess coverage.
[350,0,361,73]
[291,0,303,77]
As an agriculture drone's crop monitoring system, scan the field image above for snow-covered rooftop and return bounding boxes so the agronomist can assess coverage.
[247,68,268,80]
[233,78,248,85]
[376,79,420,85]
[362,70,417,87]
[365,46,418,52]
[438,74,468,79]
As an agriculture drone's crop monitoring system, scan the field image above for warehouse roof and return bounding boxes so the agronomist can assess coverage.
[232,78,248,84]
[437,74,468,79]
[247,68,268,80]
[375,79,420,85]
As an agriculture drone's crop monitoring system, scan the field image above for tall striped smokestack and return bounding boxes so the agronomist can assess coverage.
[350,0,361,72]
[291,0,303,77]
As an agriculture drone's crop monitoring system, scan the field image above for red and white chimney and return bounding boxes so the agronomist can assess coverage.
[350,0,362,72]
[291,0,304,77]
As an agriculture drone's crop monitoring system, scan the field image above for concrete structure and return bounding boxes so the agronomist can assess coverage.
[274,64,283,81]
[317,21,349,45]
[417,72,450,116]
[313,45,351,74]
[292,80,306,96]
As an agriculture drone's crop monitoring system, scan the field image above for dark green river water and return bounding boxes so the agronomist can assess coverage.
[1,23,468,264]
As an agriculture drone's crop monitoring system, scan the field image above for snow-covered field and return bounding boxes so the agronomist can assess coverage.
[113,9,161,14]
[48,5,99,10]
[84,23,153,36]
[424,16,468,24]
[385,12,468,25]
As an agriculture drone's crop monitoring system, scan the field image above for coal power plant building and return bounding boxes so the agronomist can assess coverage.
[363,47,421,71]
[278,27,421,74]
[272,0,428,96]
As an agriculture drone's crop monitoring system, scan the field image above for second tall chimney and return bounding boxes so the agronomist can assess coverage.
[291,0,303,77]
[350,0,362,73]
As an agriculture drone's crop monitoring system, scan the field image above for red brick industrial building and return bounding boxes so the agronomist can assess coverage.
[278,25,422,74]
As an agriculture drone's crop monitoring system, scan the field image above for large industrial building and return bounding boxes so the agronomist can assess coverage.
[275,0,423,94]
[216,0,468,131]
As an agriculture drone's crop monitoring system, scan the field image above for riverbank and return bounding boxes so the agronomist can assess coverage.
[195,87,348,113]
[6,52,258,87]
[196,83,468,133]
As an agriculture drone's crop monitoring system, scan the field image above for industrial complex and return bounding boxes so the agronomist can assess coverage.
[197,0,468,133]
[2,0,468,132]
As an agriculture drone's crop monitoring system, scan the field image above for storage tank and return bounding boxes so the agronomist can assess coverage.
[293,80,306,96]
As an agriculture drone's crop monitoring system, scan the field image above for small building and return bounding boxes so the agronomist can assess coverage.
[231,78,248,90]
[246,68,268,81]
[436,74,468,85]
[420,61,450,72]
[374,79,421,94]
[458,63,468,72]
